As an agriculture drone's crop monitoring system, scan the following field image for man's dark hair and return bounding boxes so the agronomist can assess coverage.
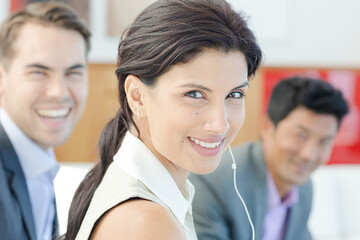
[267,76,349,127]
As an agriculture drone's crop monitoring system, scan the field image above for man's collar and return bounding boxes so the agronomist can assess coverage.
[266,169,299,209]
[0,107,59,180]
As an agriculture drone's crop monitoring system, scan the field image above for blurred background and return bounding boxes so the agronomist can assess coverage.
[1,0,359,239]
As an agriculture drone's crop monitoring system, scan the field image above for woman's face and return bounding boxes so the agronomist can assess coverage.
[138,49,248,175]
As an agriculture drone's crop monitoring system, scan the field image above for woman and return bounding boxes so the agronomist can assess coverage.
[65,0,262,239]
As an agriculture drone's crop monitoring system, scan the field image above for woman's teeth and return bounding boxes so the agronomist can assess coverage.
[190,137,221,149]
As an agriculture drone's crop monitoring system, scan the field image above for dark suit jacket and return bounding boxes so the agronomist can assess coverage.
[189,142,313,240]
[0,123,37,240]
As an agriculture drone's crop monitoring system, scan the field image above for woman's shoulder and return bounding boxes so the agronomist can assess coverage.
[91,199,186,240]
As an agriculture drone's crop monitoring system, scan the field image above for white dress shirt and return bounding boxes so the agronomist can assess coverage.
[0,108,59,240]
[76,131,197,239]
[114,132,196,234]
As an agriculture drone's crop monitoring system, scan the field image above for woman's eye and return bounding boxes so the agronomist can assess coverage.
[185,90,204,99]
[228,91,244,99]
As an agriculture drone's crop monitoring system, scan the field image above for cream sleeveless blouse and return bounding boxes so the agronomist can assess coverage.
[75,132,197,240]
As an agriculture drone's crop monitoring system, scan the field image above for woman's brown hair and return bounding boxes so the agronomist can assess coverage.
[65,0,262,238]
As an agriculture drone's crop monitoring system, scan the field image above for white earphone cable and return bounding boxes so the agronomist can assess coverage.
[228,146,255,240]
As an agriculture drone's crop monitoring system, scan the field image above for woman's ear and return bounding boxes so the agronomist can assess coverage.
[124,74,146,118]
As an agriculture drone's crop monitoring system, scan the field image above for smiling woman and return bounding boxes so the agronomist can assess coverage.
[64,0,262,239]
[139,50,249,175]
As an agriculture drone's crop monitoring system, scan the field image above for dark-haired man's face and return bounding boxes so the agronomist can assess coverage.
[262,106,338,197]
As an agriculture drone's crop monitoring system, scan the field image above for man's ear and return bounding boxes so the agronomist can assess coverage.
[124,74,146,117]
[259,114,275,141]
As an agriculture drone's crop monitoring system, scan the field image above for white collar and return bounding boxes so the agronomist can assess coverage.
[113,132,194,230]
[0,108,59,180]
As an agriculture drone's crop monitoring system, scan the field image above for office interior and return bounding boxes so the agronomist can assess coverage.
[1,0,359,239]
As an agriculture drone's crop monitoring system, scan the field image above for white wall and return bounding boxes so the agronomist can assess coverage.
[309,165,360,240]
[0,0,9,24]
[1,0,360,67]
[89,0,360,67]
[228,0,360,68]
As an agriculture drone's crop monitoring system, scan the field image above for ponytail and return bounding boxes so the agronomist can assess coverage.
[64,110,128,239]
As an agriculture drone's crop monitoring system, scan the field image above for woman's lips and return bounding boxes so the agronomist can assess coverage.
[189,136,225,157]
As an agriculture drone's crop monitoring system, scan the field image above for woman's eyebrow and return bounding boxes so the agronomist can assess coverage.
[178,81,249,92]
[230,81,249,91]
[177,83,211,92]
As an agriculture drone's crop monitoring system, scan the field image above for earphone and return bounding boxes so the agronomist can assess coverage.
[228,146,255,240]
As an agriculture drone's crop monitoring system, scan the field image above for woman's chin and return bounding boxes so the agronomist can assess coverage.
[191,162,220,175]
